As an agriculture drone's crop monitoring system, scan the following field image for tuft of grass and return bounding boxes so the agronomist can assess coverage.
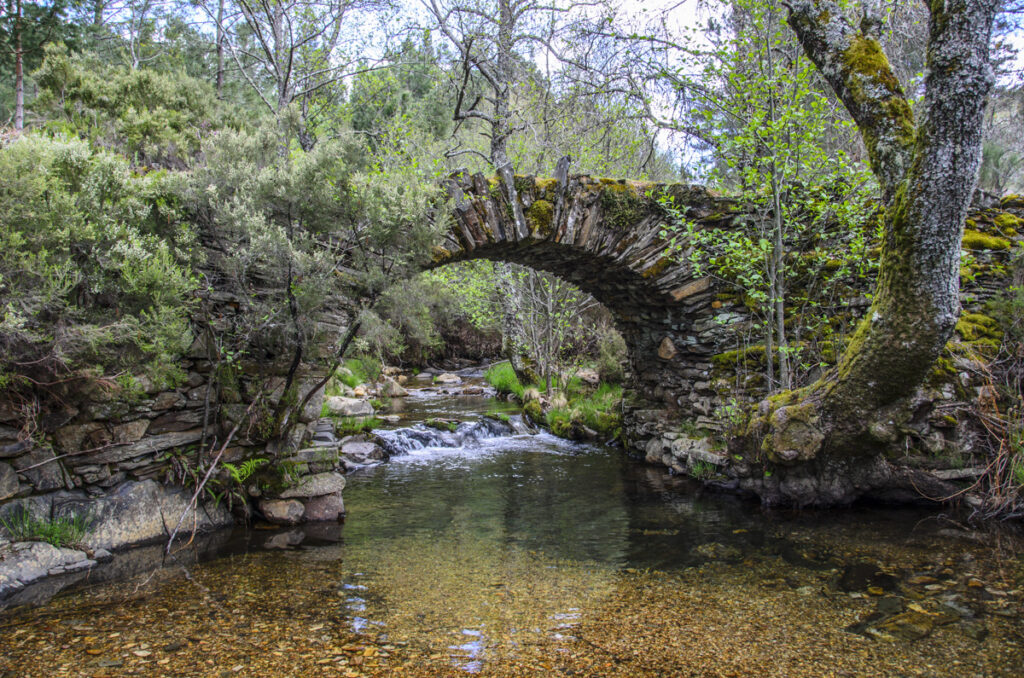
[0,509,90,548]
[336,416,382,435]
[485,362,525,399]
[545,382,623,438]
[688,460,716,480]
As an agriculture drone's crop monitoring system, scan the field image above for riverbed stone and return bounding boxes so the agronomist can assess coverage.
[324,397,374,417]
[435,373,462,384]
[302,493,345,522]
[279,472,346,499]
[341,441,384,461]
[260,499,305,525]
[381,378,409,398]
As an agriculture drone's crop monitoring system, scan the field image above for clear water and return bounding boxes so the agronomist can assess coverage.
[1,387,1022,677]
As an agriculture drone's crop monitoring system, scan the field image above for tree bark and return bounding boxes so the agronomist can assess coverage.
[13,0,23,131]
[733,0,1000,505]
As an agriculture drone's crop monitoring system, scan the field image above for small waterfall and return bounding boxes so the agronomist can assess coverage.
[375,416,528,456]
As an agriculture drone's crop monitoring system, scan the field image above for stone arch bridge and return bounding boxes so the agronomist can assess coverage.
[429,168,744,443]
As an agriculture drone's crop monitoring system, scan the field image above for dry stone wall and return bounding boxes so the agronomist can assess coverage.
[436,172,1023,477]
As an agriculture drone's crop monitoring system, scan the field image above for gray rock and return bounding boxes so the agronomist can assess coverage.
[11,447,68,491]
[0,462,18,501]
[0,542,93,599]
[263,529,305,549]
[340,441,383,460]
[323,397,374,417]
[260,499,305,525]
[81,480,233,551]
[279,472,346,499]
[302,493,345,521]
[671,436,726,466]
[151,392,186,410]
[434,373,462,384]
[380,378,409,398]
[74,430,204,466]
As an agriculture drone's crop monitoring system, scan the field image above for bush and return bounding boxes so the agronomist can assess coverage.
[0,133,197,391]
[596,327,627,384]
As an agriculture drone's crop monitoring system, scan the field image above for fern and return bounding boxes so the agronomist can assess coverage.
[222,457,268,484]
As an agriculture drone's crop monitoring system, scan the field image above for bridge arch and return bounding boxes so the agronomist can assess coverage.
[429,170,743,442]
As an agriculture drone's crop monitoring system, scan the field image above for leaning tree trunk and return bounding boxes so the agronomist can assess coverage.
[732,0,999,505]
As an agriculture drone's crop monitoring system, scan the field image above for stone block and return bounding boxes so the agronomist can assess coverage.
[0,462,18,501]
[260,499,305,525]
[151,392,186,411]
[323,397,373,417]
[302,493,345,522]
[279,472,346,499]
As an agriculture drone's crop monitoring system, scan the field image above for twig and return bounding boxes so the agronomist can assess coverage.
[165,397,261,555]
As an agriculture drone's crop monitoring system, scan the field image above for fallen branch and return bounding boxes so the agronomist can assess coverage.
[165,397,261,555]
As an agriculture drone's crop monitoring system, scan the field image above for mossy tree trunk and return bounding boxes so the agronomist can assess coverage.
[734,0,1000,504]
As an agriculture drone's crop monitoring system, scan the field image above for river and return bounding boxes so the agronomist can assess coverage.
[1,376,1022,676]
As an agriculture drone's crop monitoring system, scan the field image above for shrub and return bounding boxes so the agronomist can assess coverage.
[0,133,197,392]
[596,327,627,383]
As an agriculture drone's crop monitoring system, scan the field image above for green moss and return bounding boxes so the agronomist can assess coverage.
[534,176,559,200]
[523,400,544,425]
[426,418,459,432]
[711,345,767,371]
[599,185,649,230]
[955,312,1003,343]
[431,245,452,263]
[526,199,554,236]
[993,212,1022,235]
[926,355,958,388]
[999,194,1024,209]
[642,257,672,278]
[965,218,977,229]
[962,229,1012,250]
[843,36,901,91]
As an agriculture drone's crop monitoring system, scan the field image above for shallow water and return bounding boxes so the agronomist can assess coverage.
[2,389,1023,677]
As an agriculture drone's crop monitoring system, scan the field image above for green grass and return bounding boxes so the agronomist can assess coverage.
[688,460,716,480]
[484,362,526,399]
[0,509,90,548]
[545,382,623,438]
[335,416,383,435]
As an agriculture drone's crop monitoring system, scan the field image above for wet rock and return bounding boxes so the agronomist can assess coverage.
[380,378,409,398]
[435,373,462,384]
[0,542,95,598]
[462,387,484,395]
[695,542,741,561]
[323,397,374,417]
[260,499,305,525]
[263,529,305,549]
[341,441,384,461]
[302,493,345,522]
[279,472,346,499]
[874,610,934,641]
[963,622,989,641]
[838,562,899,593]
